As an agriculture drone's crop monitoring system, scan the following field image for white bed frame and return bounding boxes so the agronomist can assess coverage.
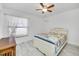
[33,38,67,56]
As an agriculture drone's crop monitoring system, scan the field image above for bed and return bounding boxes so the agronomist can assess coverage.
[33,28,68,56]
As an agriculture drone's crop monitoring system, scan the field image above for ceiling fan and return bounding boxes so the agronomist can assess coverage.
[36,3,55,14]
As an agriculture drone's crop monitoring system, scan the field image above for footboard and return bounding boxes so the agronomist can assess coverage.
[33,38,56,56]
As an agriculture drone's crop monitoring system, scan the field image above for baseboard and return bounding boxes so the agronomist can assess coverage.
[68,41,79,47]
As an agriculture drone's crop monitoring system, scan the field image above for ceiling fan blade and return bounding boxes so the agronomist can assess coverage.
[47,10,52,12]
[40,3,44,8]
[36,9,42,10]
[47,4,54,8]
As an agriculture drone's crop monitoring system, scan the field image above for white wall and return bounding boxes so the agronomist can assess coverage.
[0,4,4,39]
[45,8,79,46]
[0,4,9,39]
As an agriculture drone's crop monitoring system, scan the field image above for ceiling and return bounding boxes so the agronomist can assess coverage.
[2,3,79,17]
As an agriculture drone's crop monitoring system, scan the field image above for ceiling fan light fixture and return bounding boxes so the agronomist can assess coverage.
[42,8,47,12]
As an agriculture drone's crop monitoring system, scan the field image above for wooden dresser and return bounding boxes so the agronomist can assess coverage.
[0,37,16,56]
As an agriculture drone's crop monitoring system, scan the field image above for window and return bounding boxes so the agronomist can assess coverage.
[6,15,28,37]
